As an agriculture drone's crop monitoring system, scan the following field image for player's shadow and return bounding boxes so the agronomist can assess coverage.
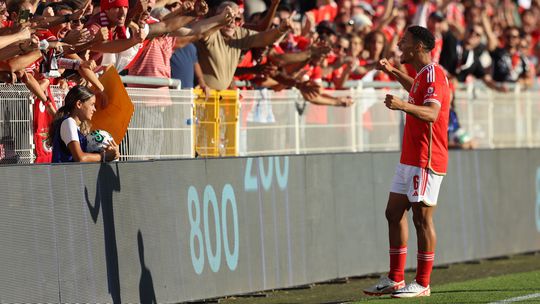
[85,163,122,304]
[138,230,157,304]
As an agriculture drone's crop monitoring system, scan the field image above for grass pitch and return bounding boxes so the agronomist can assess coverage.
[221,252,540,304]
[355,270,540,303]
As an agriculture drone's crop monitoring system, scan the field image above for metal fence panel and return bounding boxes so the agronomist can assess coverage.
[239,89,299,155]
[301,90,355,153]
[121,88,193,160]
[0,84,33,164]
[2,83,540,163]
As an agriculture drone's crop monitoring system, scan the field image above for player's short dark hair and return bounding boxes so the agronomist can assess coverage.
[407,25,435,52]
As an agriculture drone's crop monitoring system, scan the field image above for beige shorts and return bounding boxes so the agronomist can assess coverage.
[390,163,444,206]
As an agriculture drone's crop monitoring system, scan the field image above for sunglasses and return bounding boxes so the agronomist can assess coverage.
[70,18,83,24]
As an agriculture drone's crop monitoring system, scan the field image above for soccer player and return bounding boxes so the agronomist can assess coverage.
[363,25,450,298]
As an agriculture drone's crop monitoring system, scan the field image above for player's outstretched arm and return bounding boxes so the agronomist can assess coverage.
[377,58,414,91]
[384,94,440,122]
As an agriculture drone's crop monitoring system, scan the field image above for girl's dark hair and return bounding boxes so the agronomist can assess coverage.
[365,30,389,60]
[46,85,95,148]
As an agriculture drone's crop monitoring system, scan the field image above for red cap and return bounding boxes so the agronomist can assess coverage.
[101,0,129,12]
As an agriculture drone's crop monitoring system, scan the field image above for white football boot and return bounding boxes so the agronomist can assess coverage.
[363,276,406,296]
[391,280,431,298]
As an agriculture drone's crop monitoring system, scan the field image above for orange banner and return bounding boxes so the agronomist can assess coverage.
[91,65,134,144]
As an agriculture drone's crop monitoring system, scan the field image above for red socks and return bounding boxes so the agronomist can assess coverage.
[389,248,435,287]
[388,246,407,282]
[416,251,435,287]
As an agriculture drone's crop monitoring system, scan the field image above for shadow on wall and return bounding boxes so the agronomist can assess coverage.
[85,163,122,304]
[138,230,157,304]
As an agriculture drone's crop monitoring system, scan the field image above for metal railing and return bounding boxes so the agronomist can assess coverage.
[0,83,194,164]
[1,80,539,164]
[0,84,33,164]
[120,87,194,160]
[237,81,540,156]
[238,85,406,155]
[120,75,182,90]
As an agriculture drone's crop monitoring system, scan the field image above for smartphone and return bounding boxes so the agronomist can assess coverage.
[17,9,30,24]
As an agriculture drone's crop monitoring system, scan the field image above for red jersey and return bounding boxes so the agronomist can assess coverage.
[309,2,338,24]
[303,64,322,83]
[431,37,443,63]
[401,63,450,174]
[280,35,310,52]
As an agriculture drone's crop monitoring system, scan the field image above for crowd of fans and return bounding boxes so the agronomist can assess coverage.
[233,0,539,94]
[1,0,539,106]
[0,0,539,161]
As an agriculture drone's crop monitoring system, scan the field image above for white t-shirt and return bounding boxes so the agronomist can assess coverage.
[60,117,80,147]
[101,24,150,71]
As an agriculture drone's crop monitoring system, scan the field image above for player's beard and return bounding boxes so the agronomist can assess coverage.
[400,51,410,64]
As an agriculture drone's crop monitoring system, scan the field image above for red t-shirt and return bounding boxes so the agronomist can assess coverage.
[529,30,540,56]
[280,35,310,52]
[401,63,450,174]
[445,2,465,28]
[235,45,284,83]
[292,36,310,51]
[236,51,255,81]
[330,63,347,86]
[86,12,127,40]
[85,12,128,64]
[309,2,338,24]
[304,64,322,83]
[431,37,443,63]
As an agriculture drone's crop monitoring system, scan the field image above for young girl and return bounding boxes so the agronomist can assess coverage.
[48,85,119,163]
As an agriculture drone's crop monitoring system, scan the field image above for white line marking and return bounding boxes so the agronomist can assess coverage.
[489,293,540,303]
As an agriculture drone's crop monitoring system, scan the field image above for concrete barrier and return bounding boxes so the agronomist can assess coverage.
[1,149,539,302]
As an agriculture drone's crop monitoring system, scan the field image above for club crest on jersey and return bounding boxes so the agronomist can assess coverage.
[424,86,438,98]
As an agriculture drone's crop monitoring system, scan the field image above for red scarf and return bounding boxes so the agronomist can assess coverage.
[99,12,127,40]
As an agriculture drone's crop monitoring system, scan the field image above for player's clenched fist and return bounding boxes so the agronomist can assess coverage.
[377,58,394,75]
[384,94,404,111]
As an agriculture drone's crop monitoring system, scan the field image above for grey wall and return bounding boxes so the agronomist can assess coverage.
[1,149,540,303]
